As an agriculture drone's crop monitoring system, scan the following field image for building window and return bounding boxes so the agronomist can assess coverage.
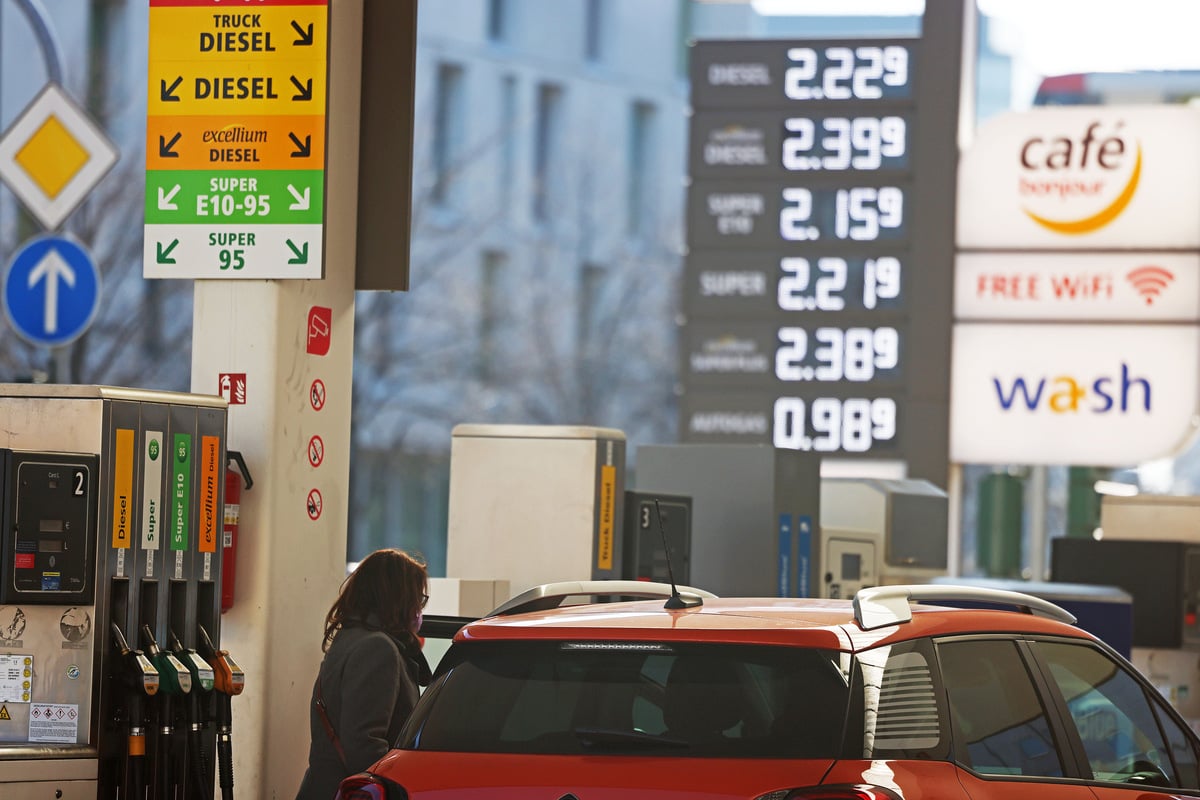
[676,0,693,79]
[577,262,605,356]
[499,75,518,211]
[432,62,466,207]
[585,0,605,62]
[627,100,657,236]
[532,82,564,222]
[487,0,509,42]
[478,250,508,379]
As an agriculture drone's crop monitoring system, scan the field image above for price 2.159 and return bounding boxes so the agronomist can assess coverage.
[780,186,904,242]
[773,396,897,453]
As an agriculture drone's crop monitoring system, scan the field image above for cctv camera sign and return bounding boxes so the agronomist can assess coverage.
[958,107,1200,249]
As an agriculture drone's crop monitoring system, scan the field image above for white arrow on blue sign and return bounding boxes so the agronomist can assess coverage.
[2,235,100,347]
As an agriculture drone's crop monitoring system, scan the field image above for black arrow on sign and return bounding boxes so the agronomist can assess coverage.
[291,20,314,46]
[161,77,182,102]
[159,132,181,158]
[290,76,313,101]
[286,239,309,265]
[156,239,179,264]
[288,132,311,158]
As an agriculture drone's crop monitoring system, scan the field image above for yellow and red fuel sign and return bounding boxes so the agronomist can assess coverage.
[144,0,328,279]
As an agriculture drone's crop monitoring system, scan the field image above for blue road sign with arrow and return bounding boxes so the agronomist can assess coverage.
[3,235,100,347]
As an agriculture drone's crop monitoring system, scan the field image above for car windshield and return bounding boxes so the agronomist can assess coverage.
[399,640,853,758]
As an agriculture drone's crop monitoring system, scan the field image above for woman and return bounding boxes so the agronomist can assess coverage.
[296,549,432,799]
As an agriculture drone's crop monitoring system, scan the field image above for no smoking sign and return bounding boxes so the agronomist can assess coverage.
[306,489,323,521]
[308,435,324,468]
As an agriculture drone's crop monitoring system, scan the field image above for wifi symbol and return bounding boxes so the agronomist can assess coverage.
[1126,265,1174,305]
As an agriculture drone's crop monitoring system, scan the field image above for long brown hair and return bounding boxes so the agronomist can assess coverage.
[322,549,428,652]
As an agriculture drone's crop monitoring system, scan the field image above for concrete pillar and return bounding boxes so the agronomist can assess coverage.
[188,2,362,795]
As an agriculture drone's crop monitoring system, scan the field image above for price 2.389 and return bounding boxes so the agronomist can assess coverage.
[776,325,900,383]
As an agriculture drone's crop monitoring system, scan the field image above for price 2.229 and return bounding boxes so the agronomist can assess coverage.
[773,396,897,453]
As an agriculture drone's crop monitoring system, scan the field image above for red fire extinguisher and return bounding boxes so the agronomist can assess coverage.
[222,451,252,613]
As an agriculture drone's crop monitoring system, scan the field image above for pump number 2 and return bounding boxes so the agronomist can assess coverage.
[73,469,86,496]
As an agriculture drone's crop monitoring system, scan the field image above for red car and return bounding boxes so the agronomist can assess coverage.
[337,581,1200,800]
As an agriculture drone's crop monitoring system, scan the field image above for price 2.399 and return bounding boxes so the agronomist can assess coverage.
[773,396,897,453]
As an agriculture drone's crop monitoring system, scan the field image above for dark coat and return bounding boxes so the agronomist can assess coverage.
[295,623,430,800]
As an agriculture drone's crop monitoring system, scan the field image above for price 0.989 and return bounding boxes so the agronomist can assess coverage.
[780,186,904,242]
[778,256,901,311]
[773,396,897,453]
[776,326,899,382]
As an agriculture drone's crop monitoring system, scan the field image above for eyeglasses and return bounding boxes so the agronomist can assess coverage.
[421,593,430,609]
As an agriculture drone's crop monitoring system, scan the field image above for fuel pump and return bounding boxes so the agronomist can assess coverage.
[142,624,192,800]
[111,622,160,800]
[170,629,216,798]
[199,623,244,800]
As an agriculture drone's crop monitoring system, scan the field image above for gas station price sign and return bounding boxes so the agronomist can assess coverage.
[684,38,922,459]
[143,0,329,280]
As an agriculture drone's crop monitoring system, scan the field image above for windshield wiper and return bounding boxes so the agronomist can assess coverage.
[573,727,690,750]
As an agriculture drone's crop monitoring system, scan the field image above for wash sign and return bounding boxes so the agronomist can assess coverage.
[143,0,329,279]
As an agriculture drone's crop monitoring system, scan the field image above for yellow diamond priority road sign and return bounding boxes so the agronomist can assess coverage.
[0,83,120,231]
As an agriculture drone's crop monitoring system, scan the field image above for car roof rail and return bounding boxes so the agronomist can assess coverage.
[853,584,1078,631]
[489,580,717,617]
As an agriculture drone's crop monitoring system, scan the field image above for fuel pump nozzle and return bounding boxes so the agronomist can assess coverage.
[198,624,244,800]
[142,625,191,800]
[169,630,215,798]
[111,622,159,800]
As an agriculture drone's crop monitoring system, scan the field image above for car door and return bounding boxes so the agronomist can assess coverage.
[1027,638,1200,800]
[935,636,1099,800]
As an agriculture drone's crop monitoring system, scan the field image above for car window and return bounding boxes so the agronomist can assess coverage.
[399,641,851,758]
[938,639,1065,778]
[1036,640,1196,789]
[858,638,949,761]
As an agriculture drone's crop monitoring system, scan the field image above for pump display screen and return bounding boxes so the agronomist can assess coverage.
[1,456,97,603]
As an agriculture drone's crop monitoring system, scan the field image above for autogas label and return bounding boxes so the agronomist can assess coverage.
[111,429,136,552]
[171,434,192,552]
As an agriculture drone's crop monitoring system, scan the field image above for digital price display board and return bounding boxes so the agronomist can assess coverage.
[683,35,956,477]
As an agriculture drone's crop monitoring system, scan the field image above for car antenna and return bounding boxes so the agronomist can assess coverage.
[656,499,700,610]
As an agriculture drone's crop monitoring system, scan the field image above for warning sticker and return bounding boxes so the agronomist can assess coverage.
[0,654,33,703]
[28,703,78,743]
[0,705,9,720]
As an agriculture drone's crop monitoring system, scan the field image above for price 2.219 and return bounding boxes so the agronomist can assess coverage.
[778,256,901,311]
[773,396,897,453]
